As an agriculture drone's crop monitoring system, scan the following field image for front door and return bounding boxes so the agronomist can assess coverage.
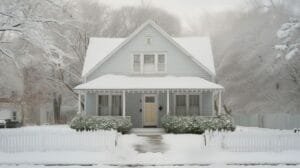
[143,95,157,127]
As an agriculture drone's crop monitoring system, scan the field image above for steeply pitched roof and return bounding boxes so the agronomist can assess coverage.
[82,38,124,76]
[82,20,216,77]
[173,37,215,75]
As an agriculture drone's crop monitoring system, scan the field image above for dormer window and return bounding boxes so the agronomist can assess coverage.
[157,54,165,72]
[132,53,166,73]
[144,54,155,72]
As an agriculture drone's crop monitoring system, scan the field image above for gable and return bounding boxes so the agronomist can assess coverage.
[82,20,216,79]
[86,24,212,82]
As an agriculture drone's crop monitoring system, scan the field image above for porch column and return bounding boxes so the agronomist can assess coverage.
[122,90,126,118]
[77,93,81,114]
[167,90,170,115]
[218,90,222,115]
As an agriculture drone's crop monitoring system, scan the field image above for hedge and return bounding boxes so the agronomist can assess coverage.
[161,114,235,134]
[69,115,132,133]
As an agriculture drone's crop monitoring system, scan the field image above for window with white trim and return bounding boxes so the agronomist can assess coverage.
[175,95,186,115]
[144,54,155,73]
[157,54,165,72]
[189,95,200,115]
[132,53,166,73]
[98,95,109,115]
[111,95,122,116]
[175,94,201,116]
[133,54,141,72]
[98,95,122,116]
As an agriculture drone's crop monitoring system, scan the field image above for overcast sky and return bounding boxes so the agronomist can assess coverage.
[97,0,246,30]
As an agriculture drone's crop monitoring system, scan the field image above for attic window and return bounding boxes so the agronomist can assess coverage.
[132,53,166,73]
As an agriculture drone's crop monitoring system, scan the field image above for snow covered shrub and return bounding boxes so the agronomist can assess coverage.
[161,114,235,134]
[70,116,132,133]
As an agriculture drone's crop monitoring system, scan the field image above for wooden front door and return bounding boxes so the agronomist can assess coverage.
[143,95,157,127]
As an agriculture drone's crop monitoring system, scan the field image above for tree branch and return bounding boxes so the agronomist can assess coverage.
[0,11,14,17]
[0,27,22,32]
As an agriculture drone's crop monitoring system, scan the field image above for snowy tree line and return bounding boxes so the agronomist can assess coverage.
[0,0,299,124]
[200,0,300,115]
[0,0,180,124]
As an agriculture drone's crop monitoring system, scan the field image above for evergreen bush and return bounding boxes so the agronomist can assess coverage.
[69,115,132,133]
[161,114,235,134]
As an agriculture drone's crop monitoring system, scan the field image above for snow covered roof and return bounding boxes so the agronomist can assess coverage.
[82,20,216,77]
[173,37,215,75]
[82,38,124,76]
[74,75,223,91]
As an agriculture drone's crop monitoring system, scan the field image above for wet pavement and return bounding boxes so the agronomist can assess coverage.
[134,135,169,153]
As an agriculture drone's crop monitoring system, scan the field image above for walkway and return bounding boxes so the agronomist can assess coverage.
[130,128,169,153]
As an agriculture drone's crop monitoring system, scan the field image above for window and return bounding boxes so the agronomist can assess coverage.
[175,94,201,116]
[189,95,200,115]
[143,54,155,73]
[12,111,17,120]
[132,53,166,73]
[133,54,141,72]
[176,95,186,115]
[111,95,122,116]
[145,96,155,103]
[157,54,165,72]
[98,95,109,115]
[98,95,122,116]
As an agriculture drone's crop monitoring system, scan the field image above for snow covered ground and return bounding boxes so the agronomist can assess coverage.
[2,165,300,168]
[0,126,300,167]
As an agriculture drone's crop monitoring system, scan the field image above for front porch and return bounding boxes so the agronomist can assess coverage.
[75,75,224,128]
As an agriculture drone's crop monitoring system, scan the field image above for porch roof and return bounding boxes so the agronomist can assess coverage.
[74,75,224,92]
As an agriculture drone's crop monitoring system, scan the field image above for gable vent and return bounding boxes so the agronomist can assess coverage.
[145,31,152,45]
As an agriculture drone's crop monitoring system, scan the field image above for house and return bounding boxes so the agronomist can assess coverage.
[0,97,21,122]
[74,20,224,128]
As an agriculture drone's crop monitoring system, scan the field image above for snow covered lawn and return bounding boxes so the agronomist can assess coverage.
[111,126,300,165]
[0,126,300,167]
[0,125,118,153]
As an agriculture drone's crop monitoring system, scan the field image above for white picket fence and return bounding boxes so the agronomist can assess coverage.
[223,133,300,152]
[204,130,300,152]
[0,126,119,153]
[232,113,300,129]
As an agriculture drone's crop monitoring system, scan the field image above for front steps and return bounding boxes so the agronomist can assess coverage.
[130,128,165,135]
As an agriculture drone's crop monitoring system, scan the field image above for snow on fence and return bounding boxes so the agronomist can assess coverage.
[223,133,300,152]
[0,126,118,153]
[204,130,300,152]
[232,113,300,129]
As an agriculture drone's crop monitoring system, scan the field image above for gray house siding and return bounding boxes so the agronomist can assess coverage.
[157,93,167,128]
[126,93,143,127]
[86,25,212,82]
[85,91,213,128]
